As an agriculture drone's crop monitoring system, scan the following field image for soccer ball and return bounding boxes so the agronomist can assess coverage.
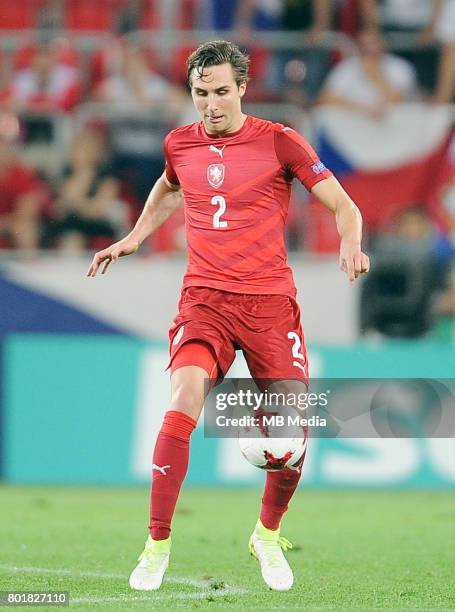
[238,436,307,471]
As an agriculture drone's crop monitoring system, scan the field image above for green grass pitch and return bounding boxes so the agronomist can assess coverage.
[0,485,454,610]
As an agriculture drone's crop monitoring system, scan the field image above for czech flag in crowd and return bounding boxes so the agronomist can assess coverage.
[307,105,455,252]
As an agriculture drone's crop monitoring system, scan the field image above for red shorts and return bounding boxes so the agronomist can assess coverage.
[168,286,309,384]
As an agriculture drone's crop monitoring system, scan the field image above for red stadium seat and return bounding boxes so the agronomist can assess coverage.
[243,47,276,102]
[90,42,118,88]
[337,0,365,37]
[138,0,160,30]
[65,0,126,31]
[176,0,198,30]
[248,47,270,83]
[0,0,44,30]
[168,45,193,85]
[12,42,38,70]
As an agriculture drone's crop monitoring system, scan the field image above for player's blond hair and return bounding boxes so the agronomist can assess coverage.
[187,40,250,88]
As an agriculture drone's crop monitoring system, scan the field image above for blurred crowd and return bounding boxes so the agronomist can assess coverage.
[0,0,455,336]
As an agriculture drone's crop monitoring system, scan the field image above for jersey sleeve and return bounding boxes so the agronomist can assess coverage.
[163,133,180,186]
[274,125,332,191]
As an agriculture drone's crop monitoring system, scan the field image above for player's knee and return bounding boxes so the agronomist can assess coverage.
[170,382,204,418]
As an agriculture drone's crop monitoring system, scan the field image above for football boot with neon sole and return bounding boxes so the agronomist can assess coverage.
[248,519,294,591]
[129,535,171,591]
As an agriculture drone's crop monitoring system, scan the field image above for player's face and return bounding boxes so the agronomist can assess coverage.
[190,63,246,136]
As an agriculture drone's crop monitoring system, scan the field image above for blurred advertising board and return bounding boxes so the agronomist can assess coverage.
[2,335,455,487]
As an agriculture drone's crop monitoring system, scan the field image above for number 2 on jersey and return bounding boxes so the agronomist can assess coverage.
[211,195,228,228]
[287,331,307,374]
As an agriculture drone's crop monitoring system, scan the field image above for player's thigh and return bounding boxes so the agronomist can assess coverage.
[169,287,236,380]
[242,296,309,384]
[266,378,308,400]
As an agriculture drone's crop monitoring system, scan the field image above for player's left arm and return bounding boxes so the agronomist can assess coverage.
[311,176,370,283]
[273,124,369,282]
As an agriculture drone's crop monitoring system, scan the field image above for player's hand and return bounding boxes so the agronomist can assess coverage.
[339,240,370,283]
[86,237,140,277]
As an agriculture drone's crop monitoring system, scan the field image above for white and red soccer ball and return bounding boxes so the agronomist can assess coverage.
[238,435,307,471]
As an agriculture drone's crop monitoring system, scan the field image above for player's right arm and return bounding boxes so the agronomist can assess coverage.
[87,172,182,277]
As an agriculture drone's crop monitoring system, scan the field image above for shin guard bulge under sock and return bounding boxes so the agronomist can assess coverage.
[260,463,304,530]
[149,410,196,540]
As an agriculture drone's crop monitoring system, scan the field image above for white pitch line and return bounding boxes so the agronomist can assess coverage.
[71,588,244,605]
[0,565,124,580]
[0,564,248,598]
[0,565,219,588]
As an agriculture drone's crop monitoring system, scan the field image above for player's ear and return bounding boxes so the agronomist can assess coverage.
[239,82,247,97]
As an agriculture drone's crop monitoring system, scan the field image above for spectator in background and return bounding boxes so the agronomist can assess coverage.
[435,164,455,250]
[432,0,455,103]
[196,1,333,102]
[44,130,129,251]
[388,207,453,268]
[0,132,50,250]
[266,0,335,103]
[92,42,187,203]
[190,1,282,100]
[358,0,439,94]
[1,41,81,113]
[359,0,435,34]
[361,207,454,337]
[36,0,65,32]
[198,0,282,32]
[94,43,185,112]
[318,27,417,117]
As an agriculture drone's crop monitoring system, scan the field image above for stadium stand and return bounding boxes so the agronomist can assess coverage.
[0,0,453,339]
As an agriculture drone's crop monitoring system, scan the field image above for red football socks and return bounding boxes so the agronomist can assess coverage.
[260,464,304,530]
[149,410,197,540]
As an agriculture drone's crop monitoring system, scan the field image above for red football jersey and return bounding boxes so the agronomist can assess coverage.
[164,115,332,297]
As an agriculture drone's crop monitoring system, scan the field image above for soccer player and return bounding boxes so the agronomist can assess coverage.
[87,40,370,592]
